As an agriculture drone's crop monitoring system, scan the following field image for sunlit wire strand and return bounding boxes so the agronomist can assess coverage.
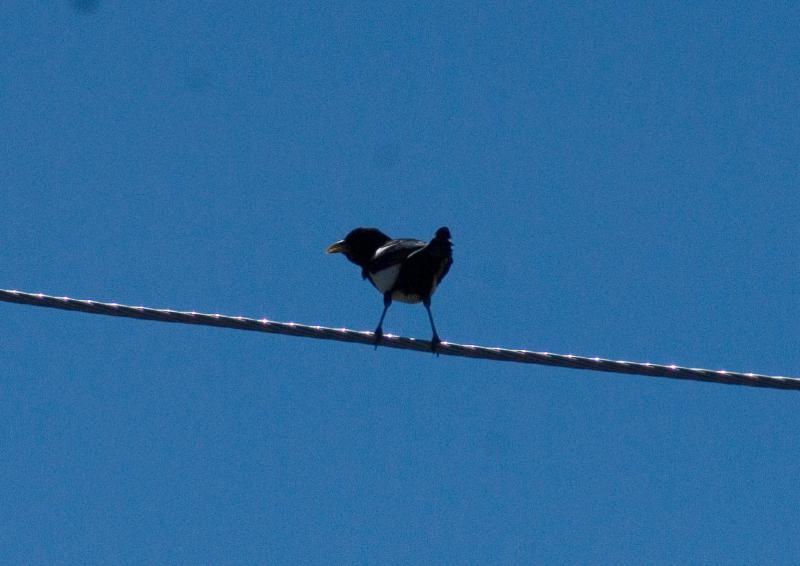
[1,289,797,390]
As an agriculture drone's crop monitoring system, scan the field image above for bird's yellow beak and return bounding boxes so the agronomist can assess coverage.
[326,240,348,254]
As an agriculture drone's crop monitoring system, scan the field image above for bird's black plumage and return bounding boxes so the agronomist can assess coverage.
[326,226,453,351]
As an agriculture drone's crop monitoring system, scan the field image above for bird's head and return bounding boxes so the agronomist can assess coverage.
[326,227,391,268]
[434,227,451,241]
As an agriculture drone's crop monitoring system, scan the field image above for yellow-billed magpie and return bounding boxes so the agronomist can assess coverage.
[326,226,453,351]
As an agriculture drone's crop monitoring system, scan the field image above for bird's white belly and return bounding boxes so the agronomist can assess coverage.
[369,263,439,303]
[369,264,401,294]
[391,290,421,304]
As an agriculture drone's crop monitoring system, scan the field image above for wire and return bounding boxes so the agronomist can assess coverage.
[1,288,797,390]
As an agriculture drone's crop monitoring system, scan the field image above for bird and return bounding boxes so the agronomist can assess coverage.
[326,226,453,352]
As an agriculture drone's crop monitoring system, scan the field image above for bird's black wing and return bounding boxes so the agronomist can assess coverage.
[405,240,453,288]
[436,254,453,286]
[367,239,426,274]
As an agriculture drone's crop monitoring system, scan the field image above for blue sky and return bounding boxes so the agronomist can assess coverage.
[2,2,799,564]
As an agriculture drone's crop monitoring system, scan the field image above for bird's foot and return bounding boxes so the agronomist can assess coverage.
[374,327,384,350]
[431,334,441,356]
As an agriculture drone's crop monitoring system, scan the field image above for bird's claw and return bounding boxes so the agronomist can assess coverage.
[374,327,384,350]
[431,335,441,356]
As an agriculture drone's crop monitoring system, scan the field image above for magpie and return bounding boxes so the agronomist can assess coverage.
[326,226,453,352]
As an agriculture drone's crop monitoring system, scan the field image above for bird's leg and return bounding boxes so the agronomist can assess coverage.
[374,293,392,349]
[423,298,441,355]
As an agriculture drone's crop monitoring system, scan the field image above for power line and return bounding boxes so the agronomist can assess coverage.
[1,288,797,390]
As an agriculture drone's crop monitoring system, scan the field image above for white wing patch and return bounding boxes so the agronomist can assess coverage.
[373,242,395,257]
